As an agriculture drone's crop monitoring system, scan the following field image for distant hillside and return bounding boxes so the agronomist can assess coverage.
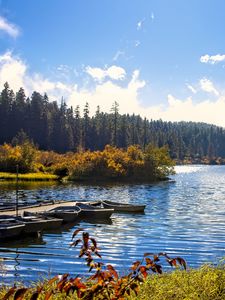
[1,82,225,160]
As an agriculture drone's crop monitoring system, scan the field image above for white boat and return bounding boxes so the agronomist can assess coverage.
[101,200,145,213]
[43,206,81,223]
[75,202,114,219]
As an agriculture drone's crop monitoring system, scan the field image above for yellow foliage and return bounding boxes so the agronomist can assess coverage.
[0,142,174,181]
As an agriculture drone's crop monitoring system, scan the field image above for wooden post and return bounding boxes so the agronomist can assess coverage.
[16,164,19,217]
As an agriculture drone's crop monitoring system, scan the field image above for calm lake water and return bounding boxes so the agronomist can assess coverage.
[1,165,225,283]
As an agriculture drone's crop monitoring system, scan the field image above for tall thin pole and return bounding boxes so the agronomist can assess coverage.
[16,164,19,217]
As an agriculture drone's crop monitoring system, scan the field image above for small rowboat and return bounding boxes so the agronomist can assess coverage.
[0,215,48,235]
[43,206,81,223]
[23,211,63,230]
[101,200,145,213]
[75,202,114,219]
[15,215,48,233]
[0,218,25,239]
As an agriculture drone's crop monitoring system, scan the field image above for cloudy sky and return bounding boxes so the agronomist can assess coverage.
[1,0,225,126]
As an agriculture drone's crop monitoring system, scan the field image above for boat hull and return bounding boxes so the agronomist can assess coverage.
[17,217,48,233]
[0,223,25,239]
[23,211,63,230]
[47,211,78,223]
[102,201,145,213]
[75,202,114,219]
[79,209,114,219]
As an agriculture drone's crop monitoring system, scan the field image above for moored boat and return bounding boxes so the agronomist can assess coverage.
[43,205,81,223]
[75,202,114,219]
[101,200,145,213]
[0,217,25,239]
[23,211,63,230]
[15,215,48,233]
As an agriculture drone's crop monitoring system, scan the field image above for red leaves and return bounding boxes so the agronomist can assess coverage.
[71,228,84,240]
[167,256,187,270]
[177,257,187,270]
[82,232,90,248]
[29,291,39,300]
[167,258,177,267]
[57,273,70,291]
[79,249,85,258]
[144,252,154,257]
[151,263,162,274]
[44,291,53,300]
[139,266,148,278]
[145,257,153,265]
[95,251,102,259]
[153,254,160,262]
[3,228,188,300]
[107,264,118,280]
[130,282,139,296]
[70,238,82,247]
[71,228,102,270]
[90,238,97,249]
[47,275,59,285]
[3,287,16,300]
[29,288,42,300]
[13,288,28,300]
[131,261,141,271]
[72,277,87,290]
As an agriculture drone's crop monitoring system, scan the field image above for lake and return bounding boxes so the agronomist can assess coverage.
[1,165,225,283]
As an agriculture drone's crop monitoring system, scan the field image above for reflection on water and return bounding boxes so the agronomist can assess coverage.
[1,165,225,283]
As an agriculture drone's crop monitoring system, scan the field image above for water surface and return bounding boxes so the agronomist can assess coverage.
[1,165,225,283]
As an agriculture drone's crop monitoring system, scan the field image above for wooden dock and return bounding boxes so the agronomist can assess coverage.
[0,201,75,216]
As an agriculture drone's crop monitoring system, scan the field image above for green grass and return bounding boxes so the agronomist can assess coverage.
[135,265,225,300]
[1,265,225,299]
[0,172,59,181]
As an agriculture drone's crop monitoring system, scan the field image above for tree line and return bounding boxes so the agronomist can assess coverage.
[1,82,225,160]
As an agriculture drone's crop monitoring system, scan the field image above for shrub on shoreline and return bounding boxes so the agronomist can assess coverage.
[0,143,175,182]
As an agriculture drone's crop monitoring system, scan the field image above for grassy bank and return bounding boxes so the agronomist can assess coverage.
[1,265,225,299]
[0,172,59,181]
[136,265,225,300]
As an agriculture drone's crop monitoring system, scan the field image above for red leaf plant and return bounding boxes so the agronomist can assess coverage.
[2,228,187,299]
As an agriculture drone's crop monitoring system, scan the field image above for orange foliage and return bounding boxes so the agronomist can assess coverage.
[0,143,174,181]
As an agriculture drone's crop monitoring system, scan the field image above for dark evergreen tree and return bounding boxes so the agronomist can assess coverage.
[110,101,119,146]
[82,102,90,150]
[1,82,225,160]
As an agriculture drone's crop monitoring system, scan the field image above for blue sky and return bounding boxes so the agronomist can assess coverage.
[1,0,225,126]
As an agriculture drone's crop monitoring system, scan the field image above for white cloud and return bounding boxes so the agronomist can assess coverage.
[186,84,197,94]
[0,51,26,91]
[0,51,72,99]
[85,65,126,81]
[67,87,225,127]
[135,40,140,47]
[200,54,225,64]
[0,16,20,38]
[137,19,145,30]
[85,66,106,81]
[150,12,155,21]
[0,51,142,115]
[149,94,225,128]
[199,78,219,96]
[67,69,145,115]
[2,51,225,128]
[113,50,125,61]
[107,66,126,80]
